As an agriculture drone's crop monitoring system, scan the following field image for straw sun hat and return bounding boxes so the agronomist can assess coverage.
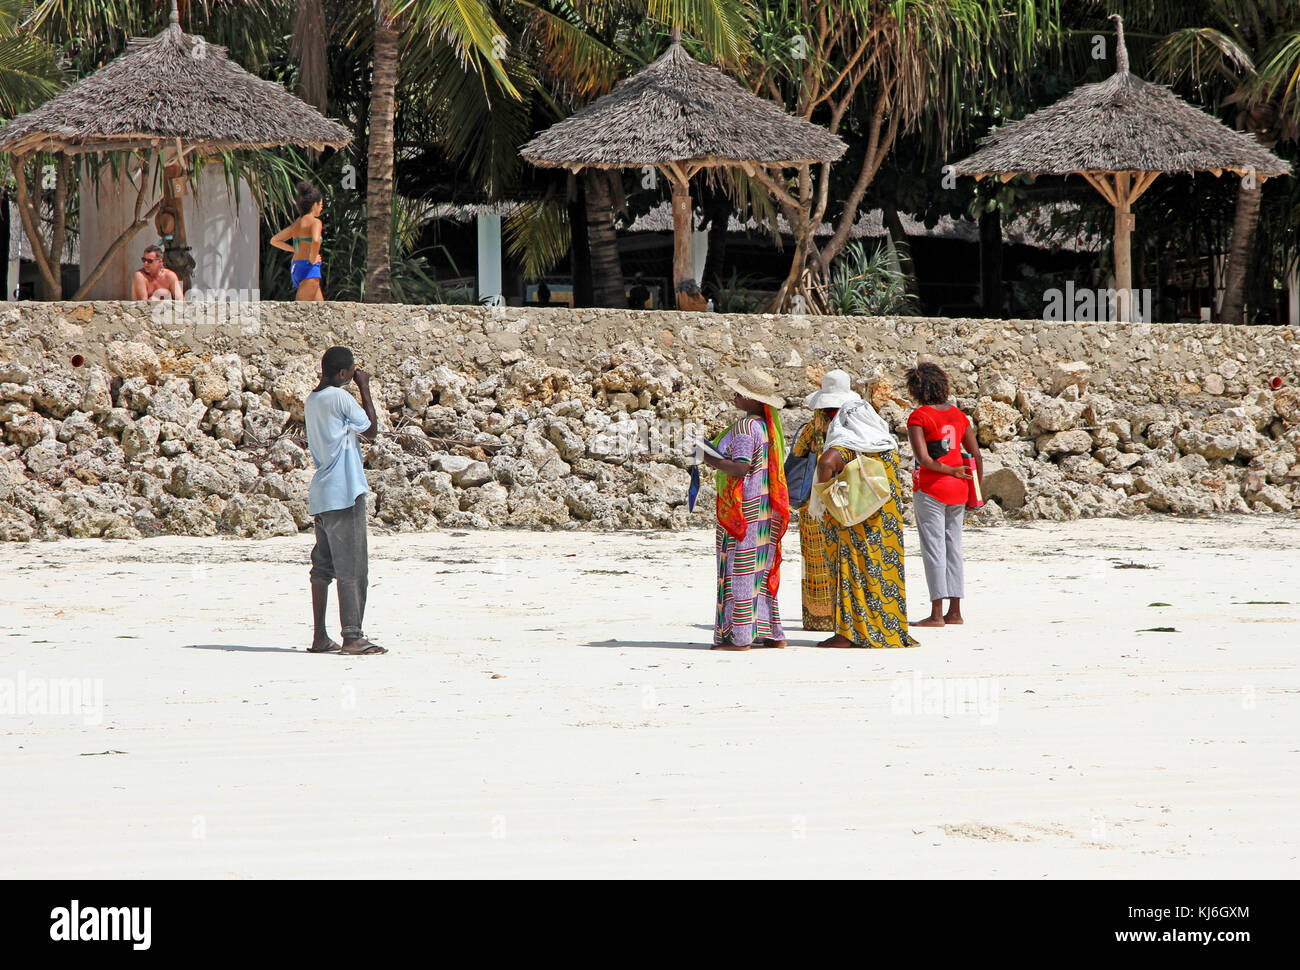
[804,369,862,410]
[723,368,786,409]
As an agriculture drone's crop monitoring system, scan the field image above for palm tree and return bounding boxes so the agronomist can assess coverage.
[365,3,401,300]
[0,0,60,119]
[355,0,518,302]
[290,0,328,112]
[1141,0,1300,322]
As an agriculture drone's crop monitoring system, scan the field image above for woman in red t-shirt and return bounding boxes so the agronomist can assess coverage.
[905,363,982,628]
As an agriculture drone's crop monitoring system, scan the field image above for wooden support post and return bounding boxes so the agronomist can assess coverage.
[1113,172,1133,322]
[665,163,694,307]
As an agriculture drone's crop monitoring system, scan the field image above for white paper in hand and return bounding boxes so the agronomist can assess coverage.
[693,436,725,465]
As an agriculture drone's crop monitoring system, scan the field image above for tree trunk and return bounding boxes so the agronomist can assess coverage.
[292,0,329,113]
[364,6,399,303]
[584,171,625,307]
[979,208,1003,317]
[881,200,916,290]
[567,177,593,308]
[1220,179,1261,324]
[10,156,61,300]
[702,191,730,290]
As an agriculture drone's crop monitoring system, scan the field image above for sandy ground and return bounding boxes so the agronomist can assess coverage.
[1,516,1298,879]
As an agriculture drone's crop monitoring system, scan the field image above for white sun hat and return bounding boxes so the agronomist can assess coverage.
[804,369,862,410]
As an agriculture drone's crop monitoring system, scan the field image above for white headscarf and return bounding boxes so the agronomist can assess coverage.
[823,398,897,453]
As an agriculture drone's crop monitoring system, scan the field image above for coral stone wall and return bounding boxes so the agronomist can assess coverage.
[1,300,1298,541]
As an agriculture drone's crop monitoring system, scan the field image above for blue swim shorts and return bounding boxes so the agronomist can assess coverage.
[291,259,323,289]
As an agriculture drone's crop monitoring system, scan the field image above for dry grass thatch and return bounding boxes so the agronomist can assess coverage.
[520,43,845,170]
[0,14,351,156]
[952,47,1291,180]
[627,200,1103,251]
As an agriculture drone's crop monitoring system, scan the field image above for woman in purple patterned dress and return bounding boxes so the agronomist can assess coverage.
[701,369,790,651]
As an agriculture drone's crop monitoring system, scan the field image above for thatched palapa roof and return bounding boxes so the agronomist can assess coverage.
[0,7,351,157]
[520,42,846,170]
[951,24,1290,180]
[627,201,1104,252]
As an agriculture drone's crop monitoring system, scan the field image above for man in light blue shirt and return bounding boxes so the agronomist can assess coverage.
[304,346,386,655]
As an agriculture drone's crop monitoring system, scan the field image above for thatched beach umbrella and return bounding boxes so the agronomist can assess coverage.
[951,14,1291,321]
[521,39,845,308]
[0,0,351,298]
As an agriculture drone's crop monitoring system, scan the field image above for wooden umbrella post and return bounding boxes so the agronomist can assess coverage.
[1113,171,1132,321]
[1081,170,1160,322]
[1082,170,1157,322]
[664,162,694,306]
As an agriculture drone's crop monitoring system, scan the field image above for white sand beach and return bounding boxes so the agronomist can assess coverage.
[2,517,1297,879]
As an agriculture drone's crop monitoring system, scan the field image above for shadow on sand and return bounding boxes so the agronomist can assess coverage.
[585,639,821,650]
[183,643,304,654]
[585,640,706,650]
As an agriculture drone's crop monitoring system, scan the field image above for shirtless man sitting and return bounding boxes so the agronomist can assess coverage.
[132,245,184,301]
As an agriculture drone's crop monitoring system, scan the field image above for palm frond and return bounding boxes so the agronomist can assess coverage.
[642,0,757,64]
[504,197,571,279]
[0,32,62,117]
[1254,29,1300,138]
[393,0,521,97]
[513,0,623,98]
[1152,27,1255,87]
[404,32,533,195]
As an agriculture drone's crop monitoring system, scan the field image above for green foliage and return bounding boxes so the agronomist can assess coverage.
[504,198,571,280]
[0,0,61,117]
[822,241,917,315]
[261,194,470,303]
[710,268,765,313]
[24,0,291,76]
[239,145,465,303]
[643,0,756,62]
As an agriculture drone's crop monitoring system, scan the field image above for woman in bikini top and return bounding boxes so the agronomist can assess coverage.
[271,181,325,301]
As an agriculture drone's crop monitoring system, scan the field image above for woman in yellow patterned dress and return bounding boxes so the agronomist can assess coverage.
[815,396,920,649]
[790,370,861,631]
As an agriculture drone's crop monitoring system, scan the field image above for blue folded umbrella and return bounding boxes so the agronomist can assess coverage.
[688,465,701,511]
